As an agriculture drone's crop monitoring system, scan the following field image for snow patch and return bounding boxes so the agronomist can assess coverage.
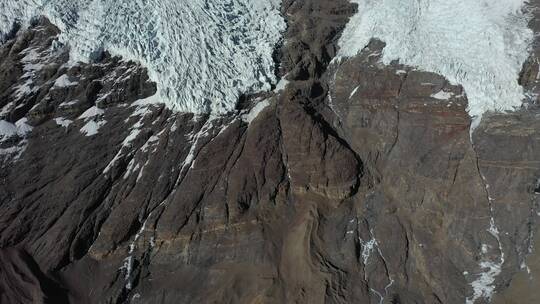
[141,135,159,153]
[131,94,160,108]
[466,176,506,304]
[242,99,270,123]
[15,118,33,135]
[0,118,33,140]
[103,107,149,176]
[275,76,290,92]
[360,237,377,266]
[0,118,32,161]
[59,100,78,107]
[78,106,104,119]
[0,120,17,139]
[466,261,502,304]
[123,159,140,179]
[338,0,533,118]
[119,209,160,291]
[431,90,454,100]
[0,102,14,117]
[357,225,395,304]
[53,74,78,87]
[176,118,215,176]
[0,140,28,160]
[78,105,106,136]
[11,48,49,100]
[54,117,72,128]
[349,86,360,99]
[80,119,105,136]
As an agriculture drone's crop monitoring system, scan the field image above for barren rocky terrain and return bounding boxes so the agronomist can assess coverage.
[1,1,540,303]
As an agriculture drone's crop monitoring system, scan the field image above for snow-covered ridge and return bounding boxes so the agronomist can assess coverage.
[338,0,533,118]
[0,0,285,114]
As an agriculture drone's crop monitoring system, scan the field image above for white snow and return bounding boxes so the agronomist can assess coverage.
[357,225,395,304]
[103,150,123,174]
[360,237,377,265]
[141,135,159,153]
[78,105,106,136]
[59,100,77,108]
[53,74,78,87]
[13,81,36,99]
[54,117,72,128]
[0,118,33,140]
[131,94,160,108]
[242,99,271,123]
[431,90,454,100]
[0,118,32,161]
[466,176,506,304]
[0,120,17,139]
[275,76,290,92]
[122,128,141,147]
[338,0,533,118]
[466,261,502,304]
[176,118,215,176]
[11,48,49,100]
[80,119,106,136]
[130,105,153,118]
[78,106,104,119]
[349,86,360,99]
[123,159,140,179]
[103,110,148,175]
[1,0,286,114]
[0,140,28,159]
[120,213,156,291]
[15,118,33,135]
[0,102,14,116]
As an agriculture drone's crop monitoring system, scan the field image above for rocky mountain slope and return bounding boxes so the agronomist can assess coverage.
[1,0,540,303]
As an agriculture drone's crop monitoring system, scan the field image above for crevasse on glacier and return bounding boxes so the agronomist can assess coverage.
[0,0,285,114]
[338,0,533,118]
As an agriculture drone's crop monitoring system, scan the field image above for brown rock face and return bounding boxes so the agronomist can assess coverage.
[1,1,540,304]
[0,248,68,304]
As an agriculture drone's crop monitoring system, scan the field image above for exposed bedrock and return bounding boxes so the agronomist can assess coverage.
[0,1,540,304]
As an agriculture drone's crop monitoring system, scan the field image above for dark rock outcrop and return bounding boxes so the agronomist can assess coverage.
[0,247,68,304]
[0,1,539,304]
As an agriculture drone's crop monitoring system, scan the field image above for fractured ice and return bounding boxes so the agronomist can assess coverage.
[0,0,285,114]
[338,0,533,118]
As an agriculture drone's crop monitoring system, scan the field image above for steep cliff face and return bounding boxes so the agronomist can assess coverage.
[1,1,540,304]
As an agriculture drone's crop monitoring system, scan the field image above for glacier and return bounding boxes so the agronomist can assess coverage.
[0,0,285,114]
[338,0,533,118]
